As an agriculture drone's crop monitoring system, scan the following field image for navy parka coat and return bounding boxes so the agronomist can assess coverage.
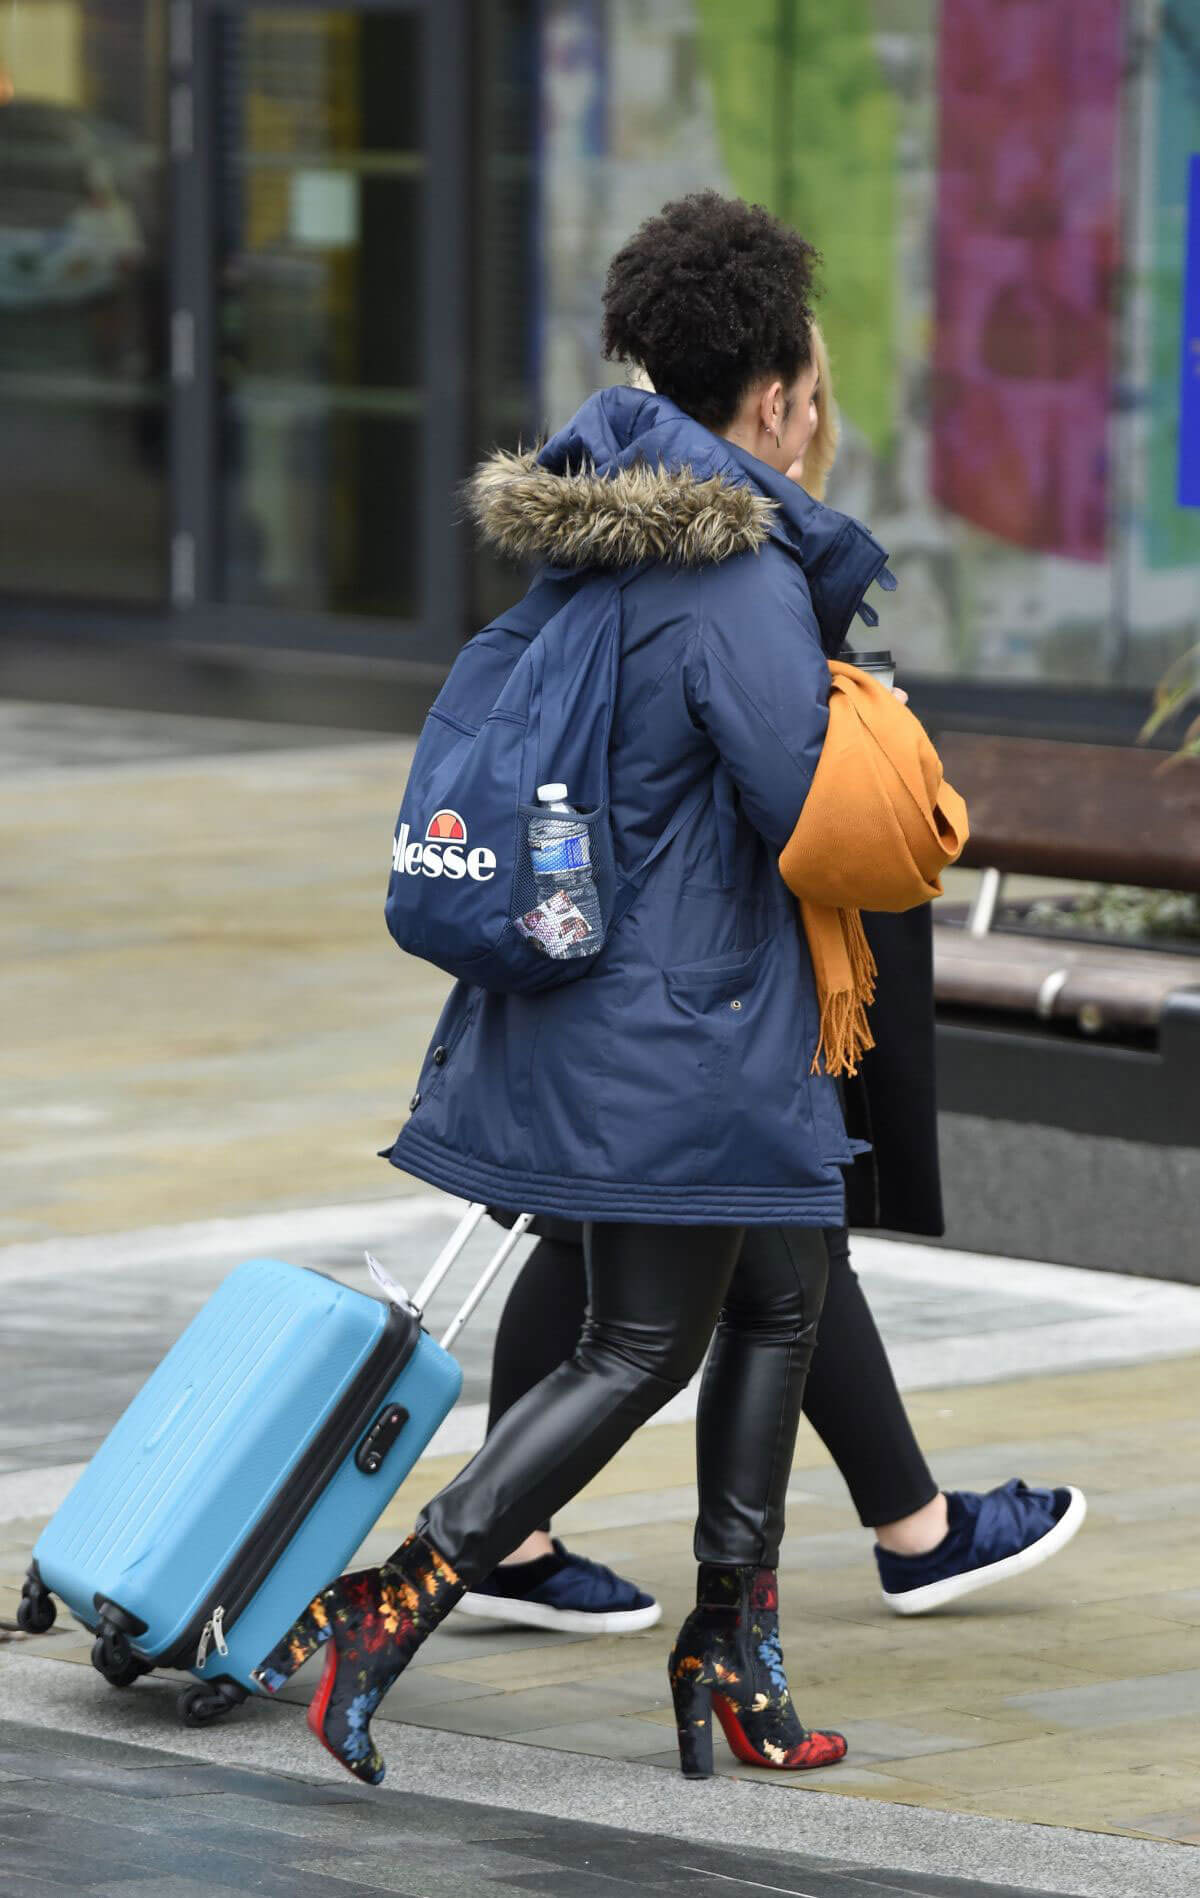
[384,388,895,1226]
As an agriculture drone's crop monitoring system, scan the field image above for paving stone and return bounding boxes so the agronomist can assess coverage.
[507,1715,686,1760]
[376,1680,665,1739]
[1005,1668,1200,1732]
[0,1812,152,1887]
[816,1718,1003,1766]
[294,1844,539,1896]
[1128,1807,1200,1840]
[87,1884,252,1898]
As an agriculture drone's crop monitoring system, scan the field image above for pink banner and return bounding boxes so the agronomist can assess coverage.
[930,0,1123,561]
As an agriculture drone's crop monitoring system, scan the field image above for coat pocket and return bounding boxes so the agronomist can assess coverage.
[659,940,771,1184]
[662,937,771,1011]
[666,931,839,1191]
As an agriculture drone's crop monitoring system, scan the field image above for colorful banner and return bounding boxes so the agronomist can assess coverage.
[1181,155,1200,508]
[1148,9,1200,564]
[695,0,897,458]
[930,0,1123,562]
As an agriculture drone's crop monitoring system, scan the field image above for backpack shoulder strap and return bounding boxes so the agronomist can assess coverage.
[606,559,711,931]
[537,556,703,929]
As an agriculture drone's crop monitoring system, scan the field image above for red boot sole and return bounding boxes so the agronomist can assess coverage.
[307,1643,345,1769]
[712,1692,847,1770]
[306,1641,387,1785]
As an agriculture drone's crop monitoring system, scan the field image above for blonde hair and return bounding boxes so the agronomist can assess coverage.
[798,318,839,501]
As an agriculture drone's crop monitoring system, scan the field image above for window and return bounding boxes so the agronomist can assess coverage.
[0,0,168,602]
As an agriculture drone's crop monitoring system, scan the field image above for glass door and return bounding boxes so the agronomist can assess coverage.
[210,3,428,621]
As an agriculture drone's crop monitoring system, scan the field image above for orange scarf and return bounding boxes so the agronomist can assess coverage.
[778,660,970,1078]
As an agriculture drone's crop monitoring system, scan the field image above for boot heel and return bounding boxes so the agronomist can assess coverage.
[250,1595,331,1693]
[671,1670,714,1779]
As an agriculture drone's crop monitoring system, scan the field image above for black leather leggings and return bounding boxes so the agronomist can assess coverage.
[416,1221,829,1585]
[487,1226,939,1536]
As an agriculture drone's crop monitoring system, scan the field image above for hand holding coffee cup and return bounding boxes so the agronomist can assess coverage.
[839,647,905,701]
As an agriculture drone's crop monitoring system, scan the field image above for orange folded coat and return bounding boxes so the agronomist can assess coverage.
[778,660,970,1079]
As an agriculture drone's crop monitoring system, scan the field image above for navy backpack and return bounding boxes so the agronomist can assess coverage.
[385,569,704,994]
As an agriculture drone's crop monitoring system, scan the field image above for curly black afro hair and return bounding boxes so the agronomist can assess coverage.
[601,192,821,431]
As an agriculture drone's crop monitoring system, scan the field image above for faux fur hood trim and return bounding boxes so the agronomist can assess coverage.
[467,447,777,570]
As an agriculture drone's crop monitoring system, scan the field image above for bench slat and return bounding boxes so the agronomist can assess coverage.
[935,735,1200,892]
[933,924,1200,1030]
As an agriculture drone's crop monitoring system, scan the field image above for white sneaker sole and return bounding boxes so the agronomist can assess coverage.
[882,1486,1088,1617]
[454,1591,663,1636]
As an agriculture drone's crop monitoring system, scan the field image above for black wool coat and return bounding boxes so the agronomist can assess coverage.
[839,904,943,1237]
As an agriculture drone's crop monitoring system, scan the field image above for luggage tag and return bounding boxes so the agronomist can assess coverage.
[365,1251,417,1314]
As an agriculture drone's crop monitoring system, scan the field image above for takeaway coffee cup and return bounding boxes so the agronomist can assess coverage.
[839,647,896,690]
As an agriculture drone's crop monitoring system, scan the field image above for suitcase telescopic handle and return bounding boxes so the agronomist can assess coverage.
[409,1201,488,1314]
[438,1211,535,1351]
[395,1202,535,1351]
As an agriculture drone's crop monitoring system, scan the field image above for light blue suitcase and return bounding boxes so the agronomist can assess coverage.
[20,1205,528,1726]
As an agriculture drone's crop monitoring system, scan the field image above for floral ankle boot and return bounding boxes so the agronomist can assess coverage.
[668,1563,847,1778]
[251,1532,464,1784]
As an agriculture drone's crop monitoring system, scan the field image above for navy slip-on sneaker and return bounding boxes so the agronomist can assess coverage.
[876,1479,1087,1616]
[457,1539,662,1635]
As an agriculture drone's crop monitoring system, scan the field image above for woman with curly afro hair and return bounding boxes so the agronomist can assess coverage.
[600,189,823,444]
[258,193,910,1789]
[463,306,1084,1677]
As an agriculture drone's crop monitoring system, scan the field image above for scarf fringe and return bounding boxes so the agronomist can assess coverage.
[808,908,878,1078]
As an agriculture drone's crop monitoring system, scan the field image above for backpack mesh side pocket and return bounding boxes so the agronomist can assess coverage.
[511,805,616,961]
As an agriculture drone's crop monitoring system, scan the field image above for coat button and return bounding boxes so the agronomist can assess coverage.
[730,999,742,1012]
[433,1045,447,1066]
[409,1090,421,1111]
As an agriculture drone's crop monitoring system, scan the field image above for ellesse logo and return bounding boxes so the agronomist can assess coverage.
[425,809,467,841]
[392,809,497,882]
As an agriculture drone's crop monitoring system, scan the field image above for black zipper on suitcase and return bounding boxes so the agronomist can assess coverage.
[160,1299,421,1671]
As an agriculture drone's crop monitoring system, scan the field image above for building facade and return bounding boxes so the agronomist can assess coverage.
[1,0,1197,734]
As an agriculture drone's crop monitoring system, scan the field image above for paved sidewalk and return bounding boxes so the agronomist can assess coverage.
[3,703,1199,1892]
[5,1198,1200,1856]
[0,1711,1122,1898]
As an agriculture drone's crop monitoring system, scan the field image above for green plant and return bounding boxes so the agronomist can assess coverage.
[1023,885,1200,943]
[1138,641,1200,767]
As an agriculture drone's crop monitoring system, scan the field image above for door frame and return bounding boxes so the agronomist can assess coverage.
[168,0,467,663]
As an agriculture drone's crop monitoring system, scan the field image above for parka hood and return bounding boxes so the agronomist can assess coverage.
[468,445,774,571]
[467,386,896,651]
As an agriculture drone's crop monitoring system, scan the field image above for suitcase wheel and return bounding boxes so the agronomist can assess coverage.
[178,1680,248,1727]
[17,1569,57,1636]
[91,1624,147,1689]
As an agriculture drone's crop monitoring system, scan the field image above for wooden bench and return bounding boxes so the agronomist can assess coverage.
[929,734,1200,1145]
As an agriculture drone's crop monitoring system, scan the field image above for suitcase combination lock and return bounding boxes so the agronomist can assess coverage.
[355,1403,409,1474]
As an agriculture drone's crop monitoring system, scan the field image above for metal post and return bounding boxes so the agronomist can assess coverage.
[966,865,1004,937]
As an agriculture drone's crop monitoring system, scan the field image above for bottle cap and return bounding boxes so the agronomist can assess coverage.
[537,783,568,804]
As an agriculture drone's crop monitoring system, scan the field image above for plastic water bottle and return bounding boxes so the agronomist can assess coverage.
[526,783,603,957]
